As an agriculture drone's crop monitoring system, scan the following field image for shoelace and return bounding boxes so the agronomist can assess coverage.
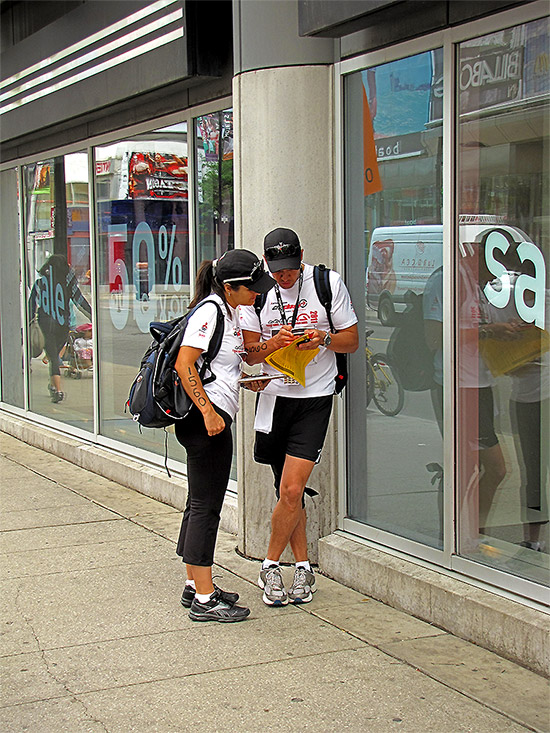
[266,566,285,591]
[293,568,308,590]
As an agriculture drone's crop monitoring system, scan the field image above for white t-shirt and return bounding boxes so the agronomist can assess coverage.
[181,293,246,419]
[239,263,357,398]
[423,266,494,389]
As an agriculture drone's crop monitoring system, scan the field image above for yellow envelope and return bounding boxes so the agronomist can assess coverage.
[480,326,550,376]
[265,340,320,387]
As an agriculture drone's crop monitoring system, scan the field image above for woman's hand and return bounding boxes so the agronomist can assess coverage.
[241,377,270,392]
[203,407,226,436]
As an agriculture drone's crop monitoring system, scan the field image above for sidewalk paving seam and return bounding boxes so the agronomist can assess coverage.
[301,607,545,733]
[1,645,374,711]
[1,614,330,657]
[1,518,125,533]
[2,444,546,733]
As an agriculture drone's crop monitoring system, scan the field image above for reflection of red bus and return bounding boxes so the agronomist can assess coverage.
[129,152,188,200]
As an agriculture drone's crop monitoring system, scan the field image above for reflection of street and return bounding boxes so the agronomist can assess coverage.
[365,307,442,545]
[365,308,549,578]
[366,309,433,421]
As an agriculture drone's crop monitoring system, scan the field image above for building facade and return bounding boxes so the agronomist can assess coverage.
[1,0,548,673]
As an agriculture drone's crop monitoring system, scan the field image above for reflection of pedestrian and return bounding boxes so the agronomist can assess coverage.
[493,258,549,552]
[511,375,549,551]
[174,249,275,623]
[29,254,91,403]
[423,247,507,543]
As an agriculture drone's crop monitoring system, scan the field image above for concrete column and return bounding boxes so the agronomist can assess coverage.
[234,64,338,562]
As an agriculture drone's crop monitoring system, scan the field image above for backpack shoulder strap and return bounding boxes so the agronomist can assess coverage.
[313,264,336,333]
[202,300,225,364]
[185,299,225,365]
[253,293,268,330]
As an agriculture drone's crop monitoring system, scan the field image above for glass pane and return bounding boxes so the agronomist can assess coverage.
[95,123,191,458]
[457,18,549,586]
[195,109,237,479]
[195,110,234,262]
[345,50,444,548]
[0,168,24,408]
[24,154,94,429]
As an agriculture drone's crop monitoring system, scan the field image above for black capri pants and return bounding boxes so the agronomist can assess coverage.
[174,404,233,566]
[38,316,68,378]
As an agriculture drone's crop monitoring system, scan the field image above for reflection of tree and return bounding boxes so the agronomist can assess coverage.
[197,157,233,255]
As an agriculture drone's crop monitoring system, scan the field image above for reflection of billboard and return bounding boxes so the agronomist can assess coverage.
[459,18,549,114]
[368,238,395,295]
[32,163,51,194]
[363,50,442,160]
[196,111,234,162]
[128,153,188,200]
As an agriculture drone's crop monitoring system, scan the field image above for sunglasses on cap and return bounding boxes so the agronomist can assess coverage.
[264,242,301,261]
[222,259,265,284]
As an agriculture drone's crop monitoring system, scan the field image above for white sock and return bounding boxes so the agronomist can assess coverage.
[195,591,214,604]
[262,558,279,569]
[296,561,311,572]
[185,579,196,589]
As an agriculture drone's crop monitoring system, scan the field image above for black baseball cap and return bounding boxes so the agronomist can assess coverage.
[263,228,302,272]
[214,249,275,294]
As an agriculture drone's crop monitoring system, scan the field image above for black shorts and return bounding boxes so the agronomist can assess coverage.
[254,395,333,466]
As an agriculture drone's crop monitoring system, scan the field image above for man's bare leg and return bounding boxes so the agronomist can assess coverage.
[266,455,315,561]
[289,508,308,562]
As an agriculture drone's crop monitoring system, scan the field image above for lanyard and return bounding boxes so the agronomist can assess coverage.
[274,268,303,328]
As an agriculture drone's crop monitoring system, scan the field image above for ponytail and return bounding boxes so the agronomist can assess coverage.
[189,259,229,312]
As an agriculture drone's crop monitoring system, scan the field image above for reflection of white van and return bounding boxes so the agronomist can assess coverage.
[366,219,533,325]
[366,226,443,325]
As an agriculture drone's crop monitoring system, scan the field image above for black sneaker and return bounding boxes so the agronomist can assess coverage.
[51,391,64,403]
[180,583,239,608]
[188,590,250,623]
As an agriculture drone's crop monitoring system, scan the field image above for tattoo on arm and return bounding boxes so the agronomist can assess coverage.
[245,342,268,354]
[186,367,206,405]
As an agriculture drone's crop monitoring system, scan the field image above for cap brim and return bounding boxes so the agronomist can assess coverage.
[266,256,302,273]
[249,271,276,294]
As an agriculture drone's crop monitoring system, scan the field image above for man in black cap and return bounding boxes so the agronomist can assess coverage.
[240,227,358,606]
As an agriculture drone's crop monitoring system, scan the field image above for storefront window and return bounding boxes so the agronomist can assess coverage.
[195,109,234,263]
[194,108,237,479]
[0,169,24,408]
[24,154,93,429]
[457,18,549,586]
[345,50,444,548]
[95,123,191,457]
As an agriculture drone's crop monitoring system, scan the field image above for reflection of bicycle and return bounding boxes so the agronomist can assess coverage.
[366,329,404,416]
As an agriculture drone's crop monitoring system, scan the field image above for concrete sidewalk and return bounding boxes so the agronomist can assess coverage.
[1,432,548,733]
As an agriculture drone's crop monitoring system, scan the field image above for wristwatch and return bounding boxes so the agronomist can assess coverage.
[322,331,332,347]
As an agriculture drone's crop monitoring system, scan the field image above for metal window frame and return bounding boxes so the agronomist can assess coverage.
[335,0,549,604]
[0,95,236,492]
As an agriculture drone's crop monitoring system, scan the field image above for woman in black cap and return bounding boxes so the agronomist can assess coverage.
[175,249,275,622]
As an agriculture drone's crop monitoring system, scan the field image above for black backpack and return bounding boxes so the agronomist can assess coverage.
[254,264,348,394]
[127,299,225,429]
[387,289,435,392]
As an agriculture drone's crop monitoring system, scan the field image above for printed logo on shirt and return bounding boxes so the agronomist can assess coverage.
[233,326,247,358]
[200,321,209,332]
